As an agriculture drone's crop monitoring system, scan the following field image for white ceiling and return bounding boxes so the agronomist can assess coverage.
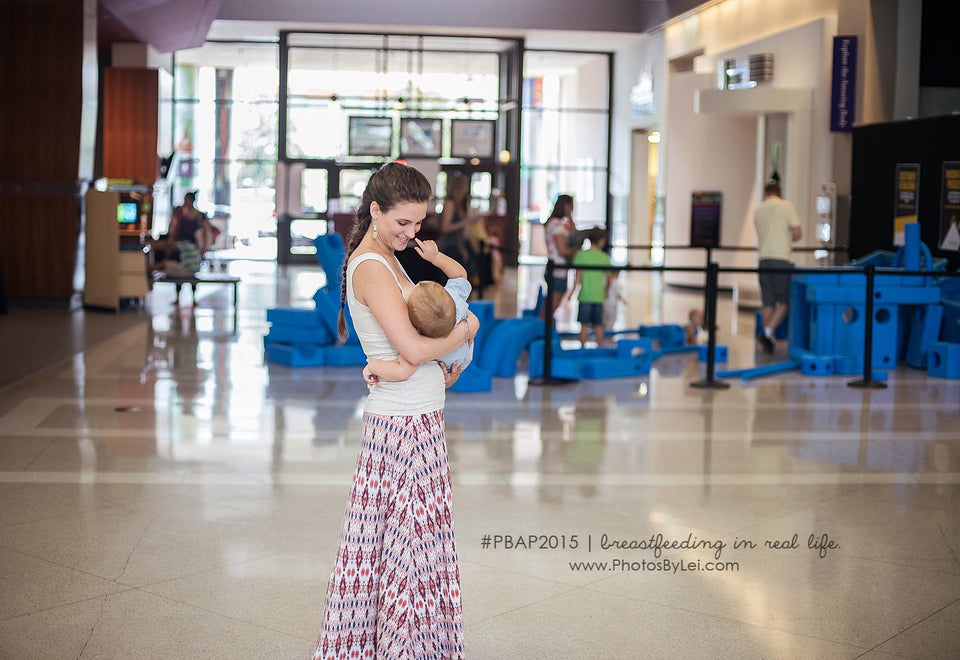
[187,20,644,76]
[206,20,647,53]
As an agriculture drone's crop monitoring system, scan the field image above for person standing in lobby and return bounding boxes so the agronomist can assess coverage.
[754,180,802,352]
[437,172,478,269]
[312,162,479,660]
[542,193,579,319]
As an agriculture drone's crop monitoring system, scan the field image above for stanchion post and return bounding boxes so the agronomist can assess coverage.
[542,260,555,381]
[529,260,574,387]
[848,264,887,390]
[702,246,713,318]
[691,261,730,390]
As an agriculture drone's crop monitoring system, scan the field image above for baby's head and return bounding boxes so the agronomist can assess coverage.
[407,281,457,338]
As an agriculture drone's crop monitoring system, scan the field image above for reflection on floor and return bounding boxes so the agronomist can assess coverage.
[1,261,958,659]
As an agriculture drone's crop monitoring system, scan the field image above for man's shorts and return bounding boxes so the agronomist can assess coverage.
[758,259,793,307]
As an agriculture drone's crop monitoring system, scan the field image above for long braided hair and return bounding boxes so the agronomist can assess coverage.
[337,161,432,341]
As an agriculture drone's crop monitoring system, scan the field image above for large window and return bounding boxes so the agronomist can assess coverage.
[278,32,519,263]
[520,50,611,255]
[284,33,505,162]
[169,34,618,269]
[172,42,279,260]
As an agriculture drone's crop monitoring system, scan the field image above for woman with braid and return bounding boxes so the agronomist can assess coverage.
[312,162,479,660]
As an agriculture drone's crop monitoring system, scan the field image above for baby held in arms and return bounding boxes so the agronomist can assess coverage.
[364,239,473,385]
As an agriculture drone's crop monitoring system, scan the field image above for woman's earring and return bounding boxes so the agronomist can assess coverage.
[372,223,378,239]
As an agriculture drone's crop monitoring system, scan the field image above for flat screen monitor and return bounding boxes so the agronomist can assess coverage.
[689,191,722,248]
[451,119,495,159]
[400,118,442,158]
[348,117,393,157]
[117,200,139,226]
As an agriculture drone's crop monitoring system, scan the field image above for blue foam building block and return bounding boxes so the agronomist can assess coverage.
[697,344,728,363]
[323,344,367,366]
[800,273,839,286]
[477,316,544,377]
[639,324,686,347]
[941,301,960,343]
[313,287,359,345]
[807,285,940,305]
[581,358,648,379]
[937,277,960,301]
[831,354,860,375]
[819,302,899,370]
[267,307,322,328]
[715,361,799,381]
[313,233,346,291]
[449,365,493,392]
[800,355,834,376]
[468,299,497,325]
[265,341,326,367]
[617,338,655,361]
[788,279,810,352]
[527,340,585,380]
[265,324,335,345]
[904,304,944,369]
[850,250,896,268]
[928,341,960,379]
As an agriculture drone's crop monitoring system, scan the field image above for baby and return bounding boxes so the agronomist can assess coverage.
[364,240,473,385]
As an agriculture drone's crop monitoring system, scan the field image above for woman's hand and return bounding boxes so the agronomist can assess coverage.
[438,361,464,388]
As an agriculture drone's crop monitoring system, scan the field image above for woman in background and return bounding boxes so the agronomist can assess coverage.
[542,193,579,318]
[437,173,477,268]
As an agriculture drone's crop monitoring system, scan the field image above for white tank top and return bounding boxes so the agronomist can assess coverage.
[346,252,445,415]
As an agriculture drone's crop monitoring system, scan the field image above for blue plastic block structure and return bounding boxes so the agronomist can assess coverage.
[697,344,728,363]
[528,340,583,380]
[811,302,898,370]
[617,338,655,370]
[941,301,960,343]
[528,337,658,381]
[313,233,346,291]
[580,357,644,379]
[927,342,960,379]
[577,340,655,378]
[831,354,860,375]
[904,305,944,369]
[450,365,493,392]
[323,344,367,366]
[265,341,326,367]
[264,324,335,345]
[477,317,544,377]
[717,361,799,381]
[266,308,321,327]
[639,324,686,347]
[807,285,940,305]
[800,355,834,376]
[654,345,699,358]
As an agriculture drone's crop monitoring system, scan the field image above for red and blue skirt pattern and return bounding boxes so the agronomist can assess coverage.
[313,410,464,659]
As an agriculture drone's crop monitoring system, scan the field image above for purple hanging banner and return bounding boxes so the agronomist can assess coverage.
[830,35,858,132]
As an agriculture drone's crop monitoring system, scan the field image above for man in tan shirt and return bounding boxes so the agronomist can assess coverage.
[754,181,802,353]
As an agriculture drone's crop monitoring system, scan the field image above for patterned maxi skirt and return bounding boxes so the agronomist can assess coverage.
[312,410,464,659]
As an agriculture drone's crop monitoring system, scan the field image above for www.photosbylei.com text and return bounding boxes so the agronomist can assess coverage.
[478,532,840,574]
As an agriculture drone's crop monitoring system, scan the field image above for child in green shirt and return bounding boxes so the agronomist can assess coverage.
[570,227,613,347]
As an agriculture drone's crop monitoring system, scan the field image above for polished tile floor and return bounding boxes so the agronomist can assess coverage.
[1,260,958,660]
